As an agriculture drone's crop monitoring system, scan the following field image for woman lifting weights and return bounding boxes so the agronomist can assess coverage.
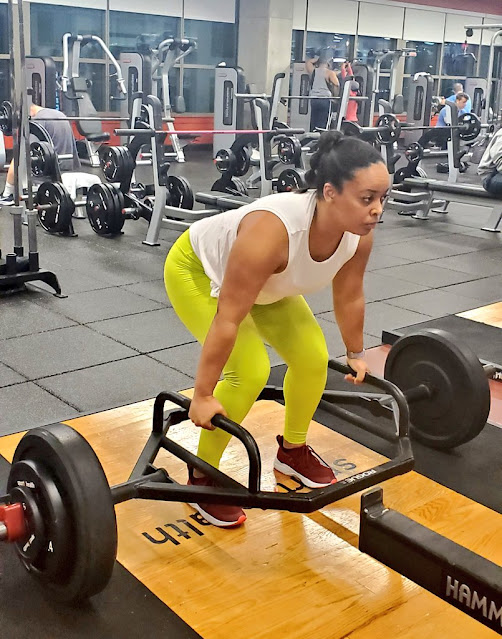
[164,131,390,527]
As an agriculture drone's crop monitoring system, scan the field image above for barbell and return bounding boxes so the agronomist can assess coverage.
[0,329,494,602]
[0,100,131,135]
[342,112,485,146]
[114,127,306,138]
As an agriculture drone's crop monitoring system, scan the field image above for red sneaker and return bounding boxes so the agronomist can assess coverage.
[274,435,337,488]
[187,468,247,528]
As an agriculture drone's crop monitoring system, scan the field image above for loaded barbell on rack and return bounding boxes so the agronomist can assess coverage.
[0,328,495,604]
[341,112,486,146]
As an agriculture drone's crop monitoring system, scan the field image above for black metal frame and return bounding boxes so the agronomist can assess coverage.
[111,360,414,513]
[360,487,502,634]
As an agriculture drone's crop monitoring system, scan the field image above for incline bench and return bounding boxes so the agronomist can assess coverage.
[384,177,502,232]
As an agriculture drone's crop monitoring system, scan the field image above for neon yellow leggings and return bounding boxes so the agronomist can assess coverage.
[164,230,329,468]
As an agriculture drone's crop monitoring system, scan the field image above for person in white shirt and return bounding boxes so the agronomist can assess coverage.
[477,127,502,196]
[164,131,389,527]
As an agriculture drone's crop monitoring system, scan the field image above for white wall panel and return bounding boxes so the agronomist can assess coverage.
[307,0,358,35]
[185,0,235,23]
[445,13,481,43]
[293,0,307,30]
[358,2,404,39]
[109,0,182,16]
[403,8,445,43]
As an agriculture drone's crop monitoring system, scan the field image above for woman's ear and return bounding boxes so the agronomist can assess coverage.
[323,183,337,201]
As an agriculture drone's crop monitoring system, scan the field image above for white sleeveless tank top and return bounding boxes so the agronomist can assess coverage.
[189,190,360,305]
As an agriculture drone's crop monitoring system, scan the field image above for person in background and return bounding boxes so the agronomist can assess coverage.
[477,126,502,196]
[340,61,359,124]
[445,82,472,113]
[306,51,339,131]
[417,92,469,151]
[0,102,80,206]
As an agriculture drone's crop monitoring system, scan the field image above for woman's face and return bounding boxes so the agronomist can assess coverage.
[324,162,390,236]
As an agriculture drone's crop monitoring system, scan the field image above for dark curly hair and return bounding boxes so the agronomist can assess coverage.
[304,130,385,196]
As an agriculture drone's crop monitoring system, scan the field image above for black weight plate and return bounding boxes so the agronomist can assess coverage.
[11,423,117,602]
[276,168,307,192]
[100,146,126,183]
[86,183,116,235]
[0,100,13,135]
[117,145,134,185]
[458,112,482,142]
[393,167,411,184]
[375,113,401,146]
[214,149,235,174]
[233,145,252,177]
[8,484,46,563]
[107,184,126,235]
[384,329,490,449]
[36,182,74,234]
[167,175,194,210]
[30,141,57,177]
[404,142,423,163]
[341,121,363,137]
[122,146,135,183]
[211,176,248,196]
[277,137,302,165]
[8,459,71,579]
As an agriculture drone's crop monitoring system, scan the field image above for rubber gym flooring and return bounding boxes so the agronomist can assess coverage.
[0,150,501,637]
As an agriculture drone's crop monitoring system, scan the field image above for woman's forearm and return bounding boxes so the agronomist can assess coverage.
[334,296,365,353]
[193,315,239,397]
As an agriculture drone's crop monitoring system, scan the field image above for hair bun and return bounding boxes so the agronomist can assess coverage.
[316,130,343,155]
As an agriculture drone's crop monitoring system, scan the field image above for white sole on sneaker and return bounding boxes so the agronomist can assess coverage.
[273,458,336,489]
[188,502,246,528]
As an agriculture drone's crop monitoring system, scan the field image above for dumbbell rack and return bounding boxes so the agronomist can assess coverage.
[1,0,64,297]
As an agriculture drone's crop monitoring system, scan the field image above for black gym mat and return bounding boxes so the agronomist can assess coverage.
[0,455,201,639]
[381,314,502,368]
[269,365,502,514]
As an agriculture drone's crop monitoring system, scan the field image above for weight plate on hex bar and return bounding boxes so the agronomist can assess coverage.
[86,182,118,235]
[277,137,302,165]
[36,182,75,234]
[375,113,401,146]
[167,175,194,210]
[458,112,482,142]
[30,141,57,177]
[10,423,117,602]
[7,459,71,580]
[0,100,13,135]
[276,168,307,192]
[384,328,490,449]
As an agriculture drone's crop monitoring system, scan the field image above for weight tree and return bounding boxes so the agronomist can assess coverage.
[0,0,63,297]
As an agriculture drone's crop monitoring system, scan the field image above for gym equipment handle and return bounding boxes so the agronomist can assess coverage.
[153,391,262,493]
[328,359,410,437]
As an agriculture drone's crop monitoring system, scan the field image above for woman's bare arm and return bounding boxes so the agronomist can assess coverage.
[193,212,289,401]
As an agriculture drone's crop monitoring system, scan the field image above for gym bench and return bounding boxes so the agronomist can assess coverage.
[385,177,502,232]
